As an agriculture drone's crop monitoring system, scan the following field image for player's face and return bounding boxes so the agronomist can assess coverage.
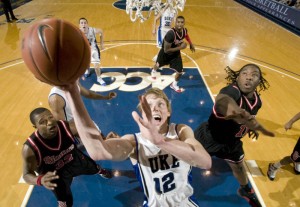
[145,94,171,128]
[79,19,88,33]
[34,110,58,139]
[174,18,185,31]
[236,66,261,95]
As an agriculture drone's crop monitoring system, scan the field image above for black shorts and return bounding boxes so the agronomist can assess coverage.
[194,122,245,163]
[291,137,300,162]
[156,49,183,73]
[52,150,100,206]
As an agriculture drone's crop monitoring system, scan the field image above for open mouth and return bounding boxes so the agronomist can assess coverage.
[153,115,162,122]
[48,126,57,131]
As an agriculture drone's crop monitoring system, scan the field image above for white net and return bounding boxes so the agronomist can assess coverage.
[126,0,186,22]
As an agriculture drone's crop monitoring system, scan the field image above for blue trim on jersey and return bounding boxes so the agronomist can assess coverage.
[157,27,163,47]
[187,166,200,206]
[133,134,150,206]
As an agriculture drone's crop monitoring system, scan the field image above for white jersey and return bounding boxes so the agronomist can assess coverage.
[48,86,101,132]
[157,7,176,47]
[160,7,176,29]
[85,27,100,64]
[132,123,199,207]
[85,27,98,48]
[49,87,73,121]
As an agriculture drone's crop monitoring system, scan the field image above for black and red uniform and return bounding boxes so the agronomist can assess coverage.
[24,120,101,206]
[156,27,188,73]
[194,83,262,163]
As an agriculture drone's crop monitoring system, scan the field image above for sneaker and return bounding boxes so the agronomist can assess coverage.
[98,168,112,179]
[267,163,278,181]
[12,17,18,21]
[84,69,91,78]
[151,69,157,80]
[97,77,106,86]
[170,83,183,93]
[238,187,262,207]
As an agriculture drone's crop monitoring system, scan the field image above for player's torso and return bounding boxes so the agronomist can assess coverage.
[26,121,76,173]
[132,123,194,206]
[208,90,262,143]
[85,27,97,47]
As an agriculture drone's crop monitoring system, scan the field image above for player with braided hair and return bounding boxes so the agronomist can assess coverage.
[194,64,274,207]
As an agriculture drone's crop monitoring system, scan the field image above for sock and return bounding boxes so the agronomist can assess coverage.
[273,162,281,169]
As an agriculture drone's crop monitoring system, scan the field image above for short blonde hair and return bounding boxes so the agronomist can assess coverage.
[137,87,171,114]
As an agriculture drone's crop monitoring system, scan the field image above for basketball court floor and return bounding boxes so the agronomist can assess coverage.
[1,0,300,207]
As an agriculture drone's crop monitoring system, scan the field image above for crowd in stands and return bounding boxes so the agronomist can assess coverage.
[275,0,300,9]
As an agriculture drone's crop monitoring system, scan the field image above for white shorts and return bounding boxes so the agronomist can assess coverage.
[91,47,100,64]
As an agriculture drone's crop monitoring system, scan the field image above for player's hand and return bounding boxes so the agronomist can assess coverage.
[180,42,187,49]
[284,121,293,131]
[225,110,275,137]
[100,44,105,50]
[108,92,117,100]
[248,130,259,140]
[41,171,59,190]
[152,29,156,35]
[132,95,164,145]
[190,44,196,53]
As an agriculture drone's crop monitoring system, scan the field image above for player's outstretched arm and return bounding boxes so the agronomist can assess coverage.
[79,83,117,100]
[64,81,134,161]
[132,96,212,169]
[215,94,274,137]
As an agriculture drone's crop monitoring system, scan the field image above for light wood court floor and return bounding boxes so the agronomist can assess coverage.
[0,0,299,206]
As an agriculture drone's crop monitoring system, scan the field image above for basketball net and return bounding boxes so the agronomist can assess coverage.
[126,0,186,22]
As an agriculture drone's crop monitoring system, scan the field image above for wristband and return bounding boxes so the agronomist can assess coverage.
[37,175,44,186]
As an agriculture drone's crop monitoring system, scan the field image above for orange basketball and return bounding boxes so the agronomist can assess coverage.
[21,18,90,85]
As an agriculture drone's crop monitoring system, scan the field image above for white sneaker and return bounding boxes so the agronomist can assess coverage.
[97,77,106,86]
[151,69,157,80]
[267,163,278,181]
[170,82,184,93]
[152,55,158,62]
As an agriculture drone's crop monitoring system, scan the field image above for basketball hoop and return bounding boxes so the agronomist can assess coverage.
[126,0,186,22]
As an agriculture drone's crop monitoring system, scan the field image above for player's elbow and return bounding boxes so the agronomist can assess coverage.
[196,155,212,170]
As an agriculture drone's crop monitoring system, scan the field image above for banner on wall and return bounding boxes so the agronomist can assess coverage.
[238,0,300,30]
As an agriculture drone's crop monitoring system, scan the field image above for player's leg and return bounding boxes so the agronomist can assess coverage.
[2,1,11,22]
[73,150,112,179]
[151,49,166,80]
[169,56,184,93]
[152,27,164,62]
[268,137,300,180]
[52,177,73,207]
[226,142,262,207]
[91,46,106,85]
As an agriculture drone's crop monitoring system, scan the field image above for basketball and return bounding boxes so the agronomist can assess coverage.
[21,18,91,85]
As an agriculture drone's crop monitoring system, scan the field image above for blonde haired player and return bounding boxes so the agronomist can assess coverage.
[64,85,211,206]
[79,17,106,86]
